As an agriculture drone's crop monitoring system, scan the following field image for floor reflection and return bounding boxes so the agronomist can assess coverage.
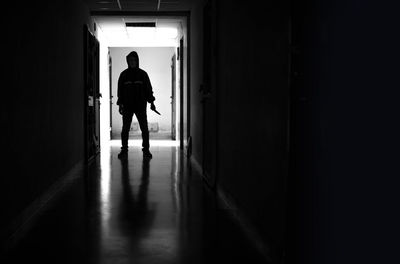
[1,142,268,264]
[96,146,182,263]
[99,149,111,238]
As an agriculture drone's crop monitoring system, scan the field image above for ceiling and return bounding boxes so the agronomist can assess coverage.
[85,1,193,47]
[83,0,195,12]
[94,16,185,46]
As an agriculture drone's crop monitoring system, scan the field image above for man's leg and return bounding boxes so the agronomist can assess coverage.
[135,110,152,158]
[120,110,134,152]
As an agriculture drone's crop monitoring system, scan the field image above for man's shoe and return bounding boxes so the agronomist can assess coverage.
[118,150,128,159]
[143,149,152,159]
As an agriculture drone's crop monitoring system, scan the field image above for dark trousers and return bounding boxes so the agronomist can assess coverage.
[121,109,149,151]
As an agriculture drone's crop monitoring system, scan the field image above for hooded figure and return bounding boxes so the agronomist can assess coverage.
[117,51,157,159]
[117,51,155,110]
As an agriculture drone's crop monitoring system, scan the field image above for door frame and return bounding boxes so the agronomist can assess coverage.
[108,50,113,139]
[179,37,185,150]
[91,11,191,150]
[83,24,101,164]
[171,54,177,140]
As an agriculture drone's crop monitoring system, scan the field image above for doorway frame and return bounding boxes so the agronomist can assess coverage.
[83,24,101,164]
[171,53,177,140]
[91,11,191,151]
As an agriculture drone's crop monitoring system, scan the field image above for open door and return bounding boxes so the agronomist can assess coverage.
[201,0,218,188]
[83,25,100,163]
[171,54,177,140]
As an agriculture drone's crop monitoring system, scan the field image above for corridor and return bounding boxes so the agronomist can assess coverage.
[2,141,267,264]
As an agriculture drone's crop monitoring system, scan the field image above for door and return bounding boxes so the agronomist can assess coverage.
[179,38,184,149]
[171,54,177,140]
[201,0,218,188]
[108,51,113,138]
[83,25,100,163]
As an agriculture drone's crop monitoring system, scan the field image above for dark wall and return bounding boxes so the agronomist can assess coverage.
[0,0,92,241]
[287,1,400,263]
[216,0,290,262]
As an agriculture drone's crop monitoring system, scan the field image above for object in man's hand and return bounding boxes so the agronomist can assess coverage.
[152,108,161,115]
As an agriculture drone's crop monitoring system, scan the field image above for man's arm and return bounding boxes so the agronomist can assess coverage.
[143,72,159,114]
[144,72,156,104]
[117,72,124,114]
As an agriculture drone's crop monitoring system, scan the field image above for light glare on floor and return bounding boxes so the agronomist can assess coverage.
[107,139,179,147]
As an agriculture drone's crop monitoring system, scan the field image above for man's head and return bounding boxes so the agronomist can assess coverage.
[126,51,139,68]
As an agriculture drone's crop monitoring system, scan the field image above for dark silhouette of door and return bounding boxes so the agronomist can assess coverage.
[84,25,100,162]
[171,54,177,140]
[108,51,113,139]
[202,0,218,188]
[179,38,184,149]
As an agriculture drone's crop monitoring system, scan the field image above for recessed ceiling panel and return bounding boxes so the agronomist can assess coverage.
[83,0,195,11]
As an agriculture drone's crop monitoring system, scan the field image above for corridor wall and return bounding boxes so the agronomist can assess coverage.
[189,0,291,262]
[215,1,290,262]
[0,0,93,246]
[287,1,400,263]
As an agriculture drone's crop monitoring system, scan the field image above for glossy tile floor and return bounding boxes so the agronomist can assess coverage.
[2,141,267,264]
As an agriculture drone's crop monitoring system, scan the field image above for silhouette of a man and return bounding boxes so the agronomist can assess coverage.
[117,51,157,159]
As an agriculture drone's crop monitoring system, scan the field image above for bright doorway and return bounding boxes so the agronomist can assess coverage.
[93,14,188,150]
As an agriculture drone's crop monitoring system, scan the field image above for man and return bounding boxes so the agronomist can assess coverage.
[117,51,157,159]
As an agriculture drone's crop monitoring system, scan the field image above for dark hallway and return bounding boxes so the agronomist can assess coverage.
[1,0,400,264]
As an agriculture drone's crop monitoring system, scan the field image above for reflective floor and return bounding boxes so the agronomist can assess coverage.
[2,141,267,264]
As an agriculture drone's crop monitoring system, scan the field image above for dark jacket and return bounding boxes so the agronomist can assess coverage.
[117,52,155,110]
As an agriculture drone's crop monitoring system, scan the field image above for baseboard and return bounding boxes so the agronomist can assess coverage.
[217,189,273,263]
[190,155,202,175]
[1,160,85,253]
[189,156,273,263]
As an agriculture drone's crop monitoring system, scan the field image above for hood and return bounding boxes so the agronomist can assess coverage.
[126,51,139,68]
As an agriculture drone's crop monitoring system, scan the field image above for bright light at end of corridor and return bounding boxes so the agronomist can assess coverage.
[156,27,178,39]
